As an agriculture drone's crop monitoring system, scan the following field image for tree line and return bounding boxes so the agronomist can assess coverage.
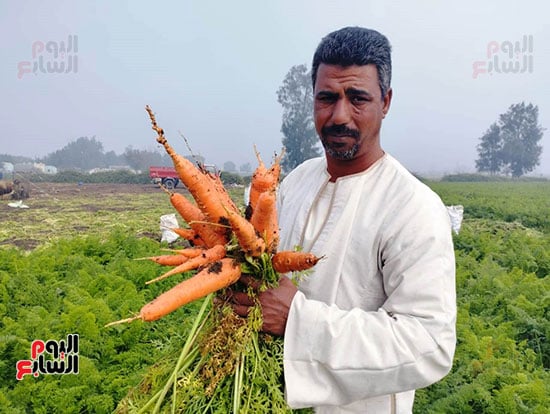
[1,137,253,175]
[277,66,544,178]
[0,137,174,173]
[2,67,544,178]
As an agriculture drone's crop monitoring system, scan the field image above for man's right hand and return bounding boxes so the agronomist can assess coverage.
[228,275,298,337]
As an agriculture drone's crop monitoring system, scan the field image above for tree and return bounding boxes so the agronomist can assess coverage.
[239,162,252,175]
[475,123,502,174]
[42,136,108,170]
[499,103,544,177]
[476,102,544,177]
[104,150,123,167]
[123,147,169,172]
[223,161,236,172]
[277,64,321,173]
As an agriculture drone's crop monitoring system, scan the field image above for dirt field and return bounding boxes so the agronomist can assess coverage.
[0,182,178,250]
[22,182,159,197]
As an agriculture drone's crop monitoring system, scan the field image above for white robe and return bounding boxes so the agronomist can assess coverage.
[278,154,457,413]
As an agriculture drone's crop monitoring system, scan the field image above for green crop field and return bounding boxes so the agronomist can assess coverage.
[0,181,548,413]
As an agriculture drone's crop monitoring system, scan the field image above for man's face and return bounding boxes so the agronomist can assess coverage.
[313,63,391,162]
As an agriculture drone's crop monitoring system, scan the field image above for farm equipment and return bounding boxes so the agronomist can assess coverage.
[149,166,180,189]
[149,164,219,189]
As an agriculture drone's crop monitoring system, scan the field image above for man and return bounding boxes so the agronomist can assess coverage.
[232,26,456,413]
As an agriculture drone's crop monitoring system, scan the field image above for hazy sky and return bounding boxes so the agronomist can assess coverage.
[2,0,549,176]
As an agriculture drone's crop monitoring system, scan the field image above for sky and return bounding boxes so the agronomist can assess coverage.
[1,0,549,177]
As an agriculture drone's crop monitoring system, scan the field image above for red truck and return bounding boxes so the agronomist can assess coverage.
[149,164,219,189]
[149,166,180,189]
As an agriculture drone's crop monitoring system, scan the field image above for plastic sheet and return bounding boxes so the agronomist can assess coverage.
[446,205,464,234]
[160,213,179,243]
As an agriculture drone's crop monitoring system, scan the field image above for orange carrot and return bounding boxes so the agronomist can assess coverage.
[225,208,266,257]
[271,251,321,273]
[161,247,206,258]
[203,166,240,216]
[248,146,284,212]
[146,106,231,237]
[249,190,279,253]
[168,227,195,240]
[146,244,226,284]
[106,258,241,325]
[136,254,189,267]
[161,187,226,247]
[162,187,201,222]
[168,227,206,246]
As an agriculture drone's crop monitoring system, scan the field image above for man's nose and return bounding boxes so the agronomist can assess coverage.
[330,99,352,125]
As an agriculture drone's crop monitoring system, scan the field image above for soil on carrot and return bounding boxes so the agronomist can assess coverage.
[208,260,223,273]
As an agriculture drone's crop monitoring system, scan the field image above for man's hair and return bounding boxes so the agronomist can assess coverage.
[311,27,392,98]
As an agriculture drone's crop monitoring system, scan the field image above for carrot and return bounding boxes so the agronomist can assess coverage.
[248,145,284,212]
[161,186,227,247]
[135,254,189,267]
[161,247,206,258]
[146,106,231,237]
[225,208,266,257]
[249,190,279,253]
[146,244,226,284]
[168,227,195,240]
[106,258,241,325]
[178,128,239,217]
[204,166,240,216]
[168,227,206,246]
[161,186,202,223]
[271,250,321,273]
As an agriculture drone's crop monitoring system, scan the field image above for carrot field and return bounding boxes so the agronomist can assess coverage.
[0,181,548,413]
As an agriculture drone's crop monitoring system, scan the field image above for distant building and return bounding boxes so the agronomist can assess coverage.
[88,165,136,174]
[12,162,57,174]
[43,165,58,174]
[33,162,57,174]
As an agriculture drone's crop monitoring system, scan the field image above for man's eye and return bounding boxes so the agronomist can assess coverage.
[351,96,368,104]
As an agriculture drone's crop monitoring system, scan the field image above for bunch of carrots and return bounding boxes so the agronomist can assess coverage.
[108,106,319,413]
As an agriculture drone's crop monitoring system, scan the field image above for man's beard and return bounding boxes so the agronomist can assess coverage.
[320,124,360,160]
[322,142,360,160]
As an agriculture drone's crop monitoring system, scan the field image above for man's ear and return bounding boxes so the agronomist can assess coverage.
[382,88,392,118]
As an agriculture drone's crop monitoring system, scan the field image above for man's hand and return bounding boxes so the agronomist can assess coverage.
[229,275,298,337]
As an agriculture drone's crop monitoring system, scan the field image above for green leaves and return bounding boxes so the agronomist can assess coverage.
[0,233,179,413]
[414,185,550,413]
[2,181,548,412]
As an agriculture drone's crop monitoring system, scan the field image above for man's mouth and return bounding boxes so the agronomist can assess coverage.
[326,137,350,147]
[328,134,355,140]
[321,125,360,148]
[319,125,361,160]
[329,134,353,139]
[321,125,360,140]
[323,134,357,147]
